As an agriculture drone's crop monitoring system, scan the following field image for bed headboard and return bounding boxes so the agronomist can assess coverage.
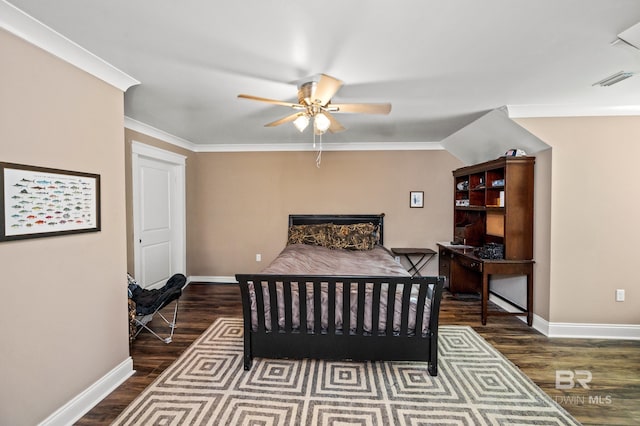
[288,214,385,246]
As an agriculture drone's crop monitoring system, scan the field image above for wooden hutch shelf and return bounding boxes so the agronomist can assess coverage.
[439,156,535,325]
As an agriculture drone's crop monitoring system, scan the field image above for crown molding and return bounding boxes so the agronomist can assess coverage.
[193,141,443,153]
[124,116,442,152]
[507,104,640,118]
[0,1,139,92]
[124,117,196,151]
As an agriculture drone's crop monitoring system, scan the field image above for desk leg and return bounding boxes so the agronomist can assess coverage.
[527,269,533,326]
[481,273,489,326]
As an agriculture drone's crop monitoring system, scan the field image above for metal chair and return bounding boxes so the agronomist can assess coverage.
[128,273,186,343]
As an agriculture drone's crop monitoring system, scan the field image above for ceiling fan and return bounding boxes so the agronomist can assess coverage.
[238,74,391,135]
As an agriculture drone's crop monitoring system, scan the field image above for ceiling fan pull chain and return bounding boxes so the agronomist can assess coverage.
[316,134,322,168]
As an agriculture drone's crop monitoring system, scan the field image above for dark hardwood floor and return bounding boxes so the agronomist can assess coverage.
[77,283,640,425]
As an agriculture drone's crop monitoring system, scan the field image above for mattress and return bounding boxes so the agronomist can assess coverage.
[248,244,432,334]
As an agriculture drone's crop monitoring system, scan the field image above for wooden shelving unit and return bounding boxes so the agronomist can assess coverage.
[452,156,535,260]
[439,156,536,325]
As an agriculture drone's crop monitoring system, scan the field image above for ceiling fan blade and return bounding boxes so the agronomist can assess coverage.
[313,74,343,106]
[324,112,346,134]
[238,94,303,109]
[264,112,303,127]
[329,103,392,115]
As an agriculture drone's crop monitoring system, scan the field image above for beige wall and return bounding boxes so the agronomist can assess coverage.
[516,117,640,324]
[188,150,462,277]
[532,148,552,320]
[0,30,129,425]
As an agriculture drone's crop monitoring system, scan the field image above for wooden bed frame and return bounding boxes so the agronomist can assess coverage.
[235,214,444,376]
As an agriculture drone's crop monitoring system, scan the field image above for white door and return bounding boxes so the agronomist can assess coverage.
[132,143,186,289]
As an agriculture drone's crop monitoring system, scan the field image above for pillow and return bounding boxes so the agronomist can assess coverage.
[287,224,331,247]
[328,223,378,250]
[287,222,379,250]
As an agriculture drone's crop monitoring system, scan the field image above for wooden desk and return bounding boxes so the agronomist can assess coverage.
[437,244,534,326]
[390,247,437,277]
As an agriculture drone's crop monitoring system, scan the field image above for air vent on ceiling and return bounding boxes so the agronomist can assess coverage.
[592,71,635,87]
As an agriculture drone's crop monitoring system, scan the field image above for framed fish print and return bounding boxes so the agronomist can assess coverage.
[0,162,101,241]
[410,191,424,208]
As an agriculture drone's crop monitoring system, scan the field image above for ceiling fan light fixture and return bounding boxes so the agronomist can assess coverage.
[293,114,310,132]
[239,73,389,143]
[314,113,330,134]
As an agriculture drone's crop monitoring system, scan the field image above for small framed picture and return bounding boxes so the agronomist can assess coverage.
[410,191,424,208]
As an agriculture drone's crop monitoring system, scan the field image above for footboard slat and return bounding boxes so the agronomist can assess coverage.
[353,282,362,334]
[371,283,382,336]
[313,281,322,334]
[236,274,445,376]
[385,282,397,335]
[298,281,308,334]
[283,279,293,332]
[268,280,279,333]
[342,281,350,335]
[399,282,412,336]
[414,283,428,337]
[254,280,266,333]
[327,280,336,335]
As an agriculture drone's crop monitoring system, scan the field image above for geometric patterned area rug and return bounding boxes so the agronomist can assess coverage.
[113,317,580,425]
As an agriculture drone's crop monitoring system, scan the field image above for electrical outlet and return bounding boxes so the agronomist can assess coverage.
[394,256,401,264]
[256,253,261,262]
[616,289,625,302]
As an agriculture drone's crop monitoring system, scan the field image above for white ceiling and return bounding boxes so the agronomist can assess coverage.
[5,0,640,149]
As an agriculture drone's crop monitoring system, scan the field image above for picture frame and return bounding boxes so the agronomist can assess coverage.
[0,162,101,242]
[410,191,424,208]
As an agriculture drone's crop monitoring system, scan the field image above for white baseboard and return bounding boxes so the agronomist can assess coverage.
[188,275,237,284]
[548,322,640,340]
[488,294,548,335]
[39,357,134,426]
[489,294,640,340]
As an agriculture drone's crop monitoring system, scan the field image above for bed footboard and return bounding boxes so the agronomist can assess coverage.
[235,274,444,375]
